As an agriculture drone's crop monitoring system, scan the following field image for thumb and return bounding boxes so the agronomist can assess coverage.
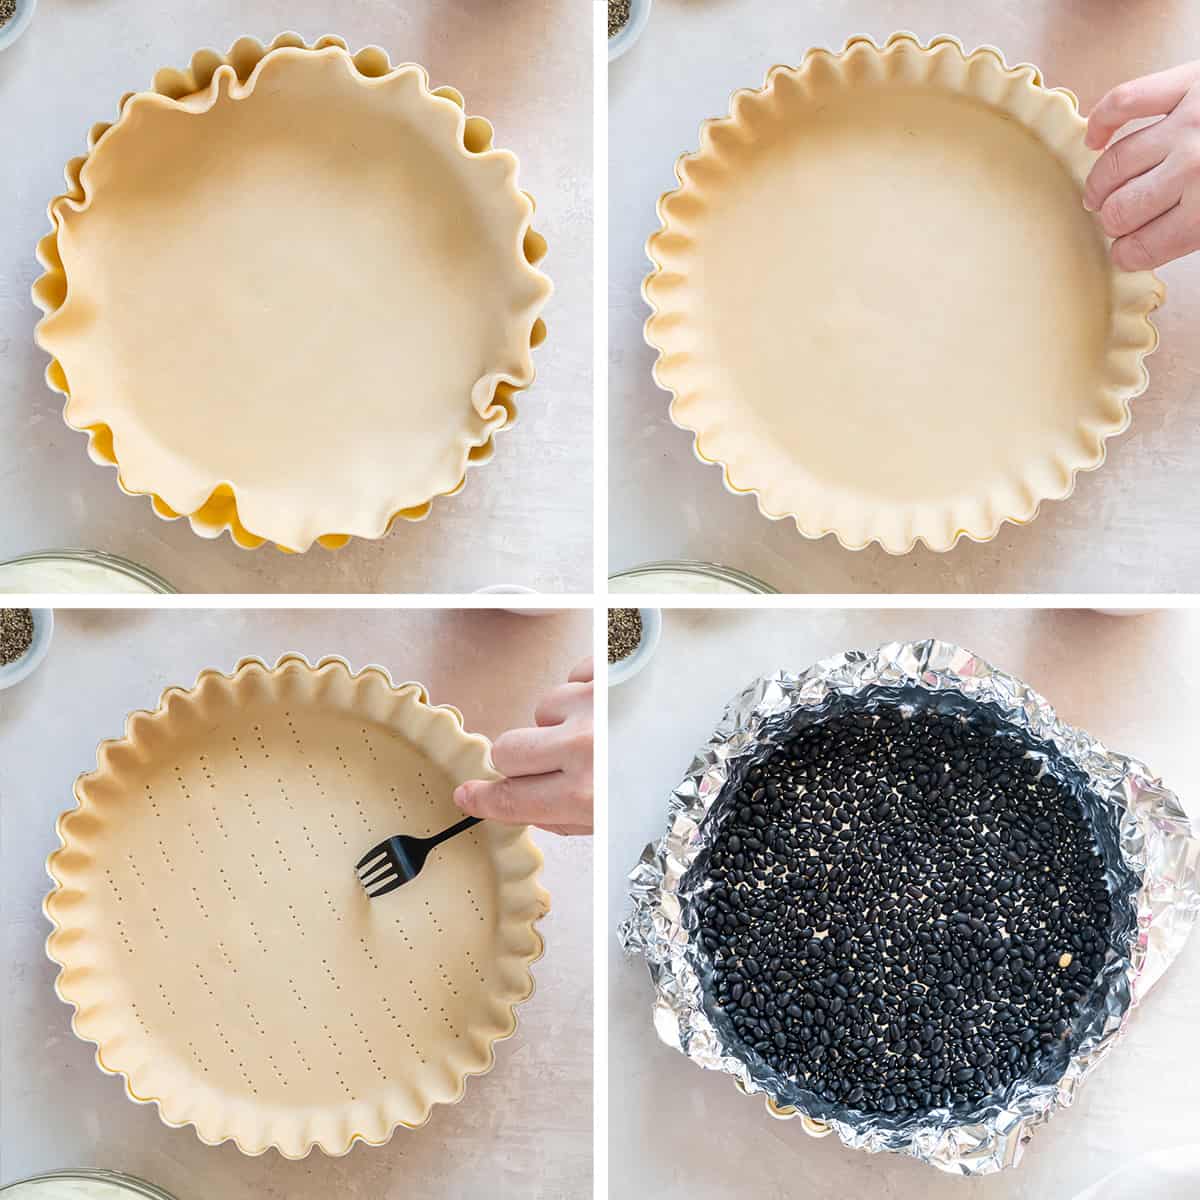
[454,775,565,826]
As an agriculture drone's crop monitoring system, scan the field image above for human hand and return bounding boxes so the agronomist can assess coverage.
[1084,61,1200,271]
[453,658,594,835]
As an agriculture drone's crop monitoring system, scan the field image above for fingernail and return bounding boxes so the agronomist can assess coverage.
[1081,194,1096,212]
[453,784,470,810]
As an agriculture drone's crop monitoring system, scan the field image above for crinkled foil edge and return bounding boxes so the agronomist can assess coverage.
[618,639,1200,1175]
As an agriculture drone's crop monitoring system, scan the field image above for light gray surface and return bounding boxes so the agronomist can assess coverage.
[610,608,1200,1198]
[0,608,593,1199]
[0,0,592,595]
[609,0,1200,594]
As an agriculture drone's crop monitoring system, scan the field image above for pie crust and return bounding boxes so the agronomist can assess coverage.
[32,34,552,552]
[643,32,1166,554]
[44,654,550,1158]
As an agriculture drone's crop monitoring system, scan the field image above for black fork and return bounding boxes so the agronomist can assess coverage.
[355,816,482,899]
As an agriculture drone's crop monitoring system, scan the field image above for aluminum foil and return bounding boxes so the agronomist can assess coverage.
[618,639,1200,1176]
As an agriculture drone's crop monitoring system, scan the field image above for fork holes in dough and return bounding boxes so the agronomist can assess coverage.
[78,692,517,1123]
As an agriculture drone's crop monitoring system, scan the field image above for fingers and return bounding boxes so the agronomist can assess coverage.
[1084,123,1171,213]
[534,680,592,728]
[493,724,586,778]
[462,659,595,832]
[1111,202,1198,271]
[1087,62,1200,149]
[454,773,580,827]
[1098,160,1185,238]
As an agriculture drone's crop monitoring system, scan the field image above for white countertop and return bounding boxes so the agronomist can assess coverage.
[609,0,1200,594]
[0,0,592,595]
[609,608,1200,1198]
[0,607,593,1199]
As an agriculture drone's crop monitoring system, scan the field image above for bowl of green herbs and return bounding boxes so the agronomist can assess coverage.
[0,608,52,691]
[0,0,37,53]
[609,0,651,63]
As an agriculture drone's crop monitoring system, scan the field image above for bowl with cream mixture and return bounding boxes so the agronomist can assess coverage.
[0,1170,176,1200]
[0,551,174,594]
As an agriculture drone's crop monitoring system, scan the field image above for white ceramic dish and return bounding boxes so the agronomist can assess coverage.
[473,584,558,616]
[0,608,53,691]
[609,0,651,63]
[0,0,37,54]
[608,607,661,687]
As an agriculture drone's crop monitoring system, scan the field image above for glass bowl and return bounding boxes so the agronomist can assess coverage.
[609,559,777,595]
[0,551,176,595]
[0,1170,177,1200]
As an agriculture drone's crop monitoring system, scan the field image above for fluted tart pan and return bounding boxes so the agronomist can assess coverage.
[44,654,550,1157]
[34,33,552,552]
[643,32,1164,554]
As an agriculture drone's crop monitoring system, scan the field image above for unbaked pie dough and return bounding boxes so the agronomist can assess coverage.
[644,33,1165,553]
[44,655,549,1158]
[33,35,551,551]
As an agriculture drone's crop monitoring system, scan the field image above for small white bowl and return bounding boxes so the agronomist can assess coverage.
[609,0,652,63]
[473,585,559,617]
[0,608,53,690]
[608,607,661,687]
[0,0,37,53]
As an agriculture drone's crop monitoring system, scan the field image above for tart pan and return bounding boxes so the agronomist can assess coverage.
[33,33,552,552]
[44,654,550,1158]
[621,640,1200,1173]
[643,32,1165,554]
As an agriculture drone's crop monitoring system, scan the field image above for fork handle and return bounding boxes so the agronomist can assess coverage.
[426,814,482,848]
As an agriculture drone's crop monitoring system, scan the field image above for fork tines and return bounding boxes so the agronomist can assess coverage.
[356,840,403,898]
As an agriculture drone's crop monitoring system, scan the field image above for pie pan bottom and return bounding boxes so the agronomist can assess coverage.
[44,654,549,1158]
